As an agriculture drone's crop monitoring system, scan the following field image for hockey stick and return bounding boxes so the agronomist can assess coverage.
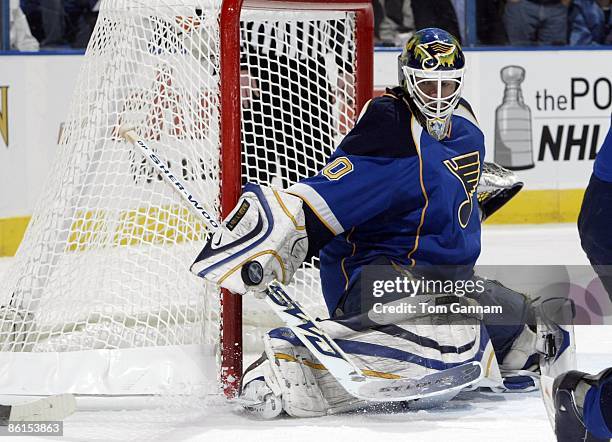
[119,128,220,230]
[119,126,483,401]
[0,394,76,425]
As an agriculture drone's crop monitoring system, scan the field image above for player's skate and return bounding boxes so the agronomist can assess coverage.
[499,298,576,394]
[239,376,283,420]
[237,352,284,419]
[549,368,612,442]
[465,279,576,394]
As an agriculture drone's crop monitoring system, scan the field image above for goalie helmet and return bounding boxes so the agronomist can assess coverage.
[398,28,465,141]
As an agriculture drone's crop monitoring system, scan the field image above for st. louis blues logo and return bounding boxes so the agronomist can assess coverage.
[415,40,458,71]
[443,152,481,228]
[427,118,449,141]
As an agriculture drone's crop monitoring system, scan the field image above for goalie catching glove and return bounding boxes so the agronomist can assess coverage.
[478,162,523,222]
[190,183,308,294]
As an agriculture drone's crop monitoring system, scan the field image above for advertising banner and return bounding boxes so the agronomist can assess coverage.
[0,55,81,254]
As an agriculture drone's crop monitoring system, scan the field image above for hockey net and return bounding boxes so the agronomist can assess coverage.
[0,0,372,397]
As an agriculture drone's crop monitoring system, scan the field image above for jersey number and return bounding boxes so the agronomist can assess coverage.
[322,157,353,181]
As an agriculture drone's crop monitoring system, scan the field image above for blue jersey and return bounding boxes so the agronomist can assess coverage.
[288,89,486,313]
[593,115,612,183]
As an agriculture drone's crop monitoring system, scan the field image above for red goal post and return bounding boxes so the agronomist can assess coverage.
[218,0,373,396]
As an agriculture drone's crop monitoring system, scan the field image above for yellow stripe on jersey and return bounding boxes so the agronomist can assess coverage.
[340,227,357,292]
[407,117,429,266]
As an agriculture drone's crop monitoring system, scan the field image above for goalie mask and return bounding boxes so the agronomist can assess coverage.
[398,28,465,141]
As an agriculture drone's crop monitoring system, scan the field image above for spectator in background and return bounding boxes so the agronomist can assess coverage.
[450,0,466,42]
[385,0,415,35]
[10,0,39,51]
[503,0,570,45]
[411,0,462,43]
[40,0,66,47]
[19,0,43,43]
[372,0,391,45]
[20,0,67,49]
[449,0,507,44]
[408,0,507,46]
[569,0,612,45]
[373,0,415,46]
[477,0,507,45]
[65,0,99,48]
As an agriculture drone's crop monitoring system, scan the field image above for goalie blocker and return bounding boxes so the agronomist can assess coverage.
[190,183,309,294]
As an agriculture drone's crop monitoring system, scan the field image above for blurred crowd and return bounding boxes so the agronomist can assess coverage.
[9,0,99,51]
[374,0,611,47]
[6,0,612,51]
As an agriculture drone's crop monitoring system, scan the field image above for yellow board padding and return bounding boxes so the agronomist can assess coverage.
[486,188,586,225]
[0,216,30,256]
[0,189,587,257]
[65,205,206,252]
[0,205,208,258]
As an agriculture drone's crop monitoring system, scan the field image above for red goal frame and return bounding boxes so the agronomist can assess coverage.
[218,0,374,397]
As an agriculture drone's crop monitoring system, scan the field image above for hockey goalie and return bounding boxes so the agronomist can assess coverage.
[191,28,575,418]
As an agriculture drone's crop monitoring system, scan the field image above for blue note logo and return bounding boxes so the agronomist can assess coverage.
[415,40,458,71]
[443,151,481,228]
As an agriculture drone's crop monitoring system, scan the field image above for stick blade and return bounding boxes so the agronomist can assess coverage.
[356,361,483,401]
[7,394,76,423]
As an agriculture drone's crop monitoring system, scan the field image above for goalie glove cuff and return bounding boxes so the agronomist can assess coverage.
[478,162,524,221]
[190,183,308,294]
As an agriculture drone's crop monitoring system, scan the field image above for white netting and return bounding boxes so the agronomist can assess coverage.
[238,8,356,334]
[0,0,358,395]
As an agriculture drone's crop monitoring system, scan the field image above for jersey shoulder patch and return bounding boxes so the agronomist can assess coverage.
[454,98,480,129]
[338,88,418,158]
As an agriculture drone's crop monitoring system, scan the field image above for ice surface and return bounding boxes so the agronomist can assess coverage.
[0,224,610,442]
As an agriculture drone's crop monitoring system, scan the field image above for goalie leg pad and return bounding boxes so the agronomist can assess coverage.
[256,308,502,417]
[536,297,577,379]
[488,324,540,392]
[323,312,502,391]
[190,183,308,294]
[476,280,577,392]
[263,329,365,417]
[495,296,577,393]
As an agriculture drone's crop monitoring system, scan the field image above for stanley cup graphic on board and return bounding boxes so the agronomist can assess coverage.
[494,66,534,170]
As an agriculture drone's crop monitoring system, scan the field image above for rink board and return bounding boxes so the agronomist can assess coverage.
[1,49,611,256]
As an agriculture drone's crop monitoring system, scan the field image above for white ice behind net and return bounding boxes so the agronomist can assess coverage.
[0,0,357,395]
